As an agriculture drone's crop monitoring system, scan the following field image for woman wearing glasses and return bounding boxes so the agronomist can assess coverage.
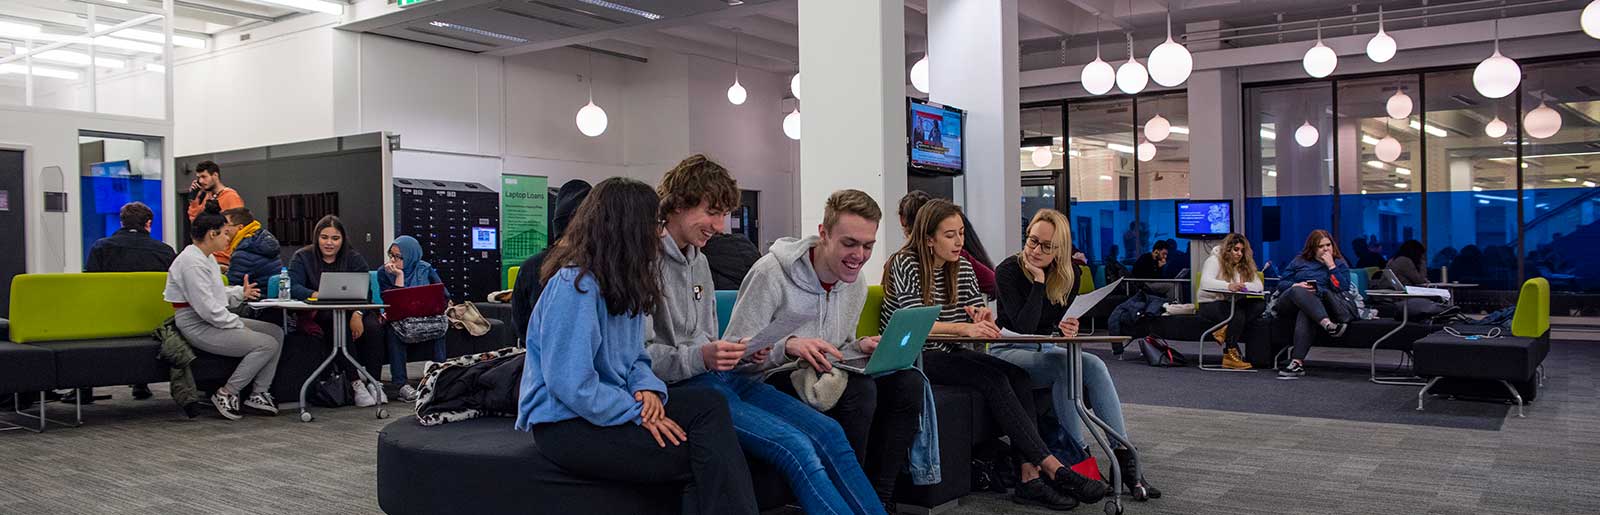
[991,209,1160,502]
[1272,229,1357,379]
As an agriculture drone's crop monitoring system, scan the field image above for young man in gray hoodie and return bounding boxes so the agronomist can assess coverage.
[645,156,887,515]
[724,189,927,508]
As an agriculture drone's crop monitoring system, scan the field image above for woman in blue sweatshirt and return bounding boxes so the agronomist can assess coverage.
[1273,229,1357,379]
[513,177,757,515]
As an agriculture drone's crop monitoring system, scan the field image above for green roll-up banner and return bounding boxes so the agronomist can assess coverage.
[501,174,549,288]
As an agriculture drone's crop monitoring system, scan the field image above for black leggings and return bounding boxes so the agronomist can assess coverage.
[1275,286,1355,361]
[770,368,925,503]
[530,386,757,515]
[921,348,1050,465]
[1198,298,1267,351]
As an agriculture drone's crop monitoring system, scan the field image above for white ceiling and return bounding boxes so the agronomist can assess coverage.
[339,0,1593,75]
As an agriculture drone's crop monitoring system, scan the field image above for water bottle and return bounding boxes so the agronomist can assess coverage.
[278,267,292,301]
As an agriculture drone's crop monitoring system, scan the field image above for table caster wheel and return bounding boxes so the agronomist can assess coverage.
[300,412,314,423]
[377,408,389,419]
[1104,501,1123,515]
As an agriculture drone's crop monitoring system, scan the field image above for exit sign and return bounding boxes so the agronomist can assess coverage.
[397,0,431,7]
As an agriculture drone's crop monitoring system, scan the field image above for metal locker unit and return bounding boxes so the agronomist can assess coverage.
[392,178,500,302]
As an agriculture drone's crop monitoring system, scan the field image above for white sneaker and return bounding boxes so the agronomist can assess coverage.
[397,385,420,403]
[242,392,278,415]
[352,381,377,407]
[371,383,389,405]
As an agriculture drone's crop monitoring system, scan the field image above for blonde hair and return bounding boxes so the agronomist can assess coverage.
[824,189,883,230]
[1021,209,1076,305]
[1217,233,1259,283]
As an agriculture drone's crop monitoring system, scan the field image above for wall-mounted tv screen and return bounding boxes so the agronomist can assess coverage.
[1175,199,1233,239]
[908,98,964,175]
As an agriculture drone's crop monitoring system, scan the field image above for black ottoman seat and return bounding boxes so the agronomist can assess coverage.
[377,416,682,515]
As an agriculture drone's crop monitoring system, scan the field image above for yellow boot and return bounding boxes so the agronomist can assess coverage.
[1222,348,1253,370]
[1212,325,1228,345]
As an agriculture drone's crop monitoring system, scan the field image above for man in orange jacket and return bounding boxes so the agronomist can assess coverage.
[186,160,244,266]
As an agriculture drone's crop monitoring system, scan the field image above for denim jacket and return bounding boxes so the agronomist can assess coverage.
[899,365,941,485]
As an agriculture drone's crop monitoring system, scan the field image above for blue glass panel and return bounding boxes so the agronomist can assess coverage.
[1244,194,1335,277]
[80,175,165,263]
[1067,198,1135,268]
[1523,187,1600,293]
[1425,189,1519,290]
[1336,191,1423,270]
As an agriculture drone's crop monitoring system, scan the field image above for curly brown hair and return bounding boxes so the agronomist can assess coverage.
[657,154,739,221]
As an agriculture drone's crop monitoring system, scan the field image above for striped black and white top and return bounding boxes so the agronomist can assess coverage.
[882,251,986,353]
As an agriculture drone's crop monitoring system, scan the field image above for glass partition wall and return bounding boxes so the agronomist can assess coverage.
[1245,55,1600,310]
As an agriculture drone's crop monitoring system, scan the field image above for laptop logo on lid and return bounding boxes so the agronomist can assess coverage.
[899,334,912,347]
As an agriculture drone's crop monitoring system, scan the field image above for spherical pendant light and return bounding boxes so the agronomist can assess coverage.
[1030,147,1053,168]
[1137,141,1157,162]
[1367,30,1396,63]
[789,72,801,100]
[1583,0,1600,40]
[1144,114,1171,143]
[1386,90,1413,119]
[910,55,930,94]
[1375,135,1402,162]
[1115,32,1147,94]
[1523,102,1562,139]
[1081,57,1115,95]
[576,101,608,137]
[1303,42,1337,78]
[1473,21,1520,99]
[1484,116,1508,138]
[1366,7,1396,63]
[1116,59,1148,95]
[782,109,801,140]
[1147,10,1192,88]
[727,79,747,105]
[1295,121,1320,148]
[1303,22,1336,78]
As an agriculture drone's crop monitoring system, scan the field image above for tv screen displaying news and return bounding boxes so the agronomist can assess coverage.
[908,99,964,174]
[471,227,498,250]
[1175,200,1233,239]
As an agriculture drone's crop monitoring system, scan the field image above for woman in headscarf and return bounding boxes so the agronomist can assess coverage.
[379,235,451,401]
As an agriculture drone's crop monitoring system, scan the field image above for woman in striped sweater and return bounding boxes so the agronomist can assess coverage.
[881,199,1107,511]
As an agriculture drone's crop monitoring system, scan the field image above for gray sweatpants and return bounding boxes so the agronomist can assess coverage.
[174,309,284,395]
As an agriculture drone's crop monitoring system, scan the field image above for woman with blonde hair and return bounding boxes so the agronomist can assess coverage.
[991,208,1160,502]
[1197,233,1266,370]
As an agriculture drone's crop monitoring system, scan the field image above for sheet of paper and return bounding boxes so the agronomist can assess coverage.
[1405,285,1451,301]
[1064,278,1124,320]
[741,312,809,359]
[1000,328,1028,338]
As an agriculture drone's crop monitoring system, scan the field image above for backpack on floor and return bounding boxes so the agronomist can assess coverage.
[1138,337,1188,367]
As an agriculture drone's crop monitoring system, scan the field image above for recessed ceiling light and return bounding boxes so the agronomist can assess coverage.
[427,21,528,43]
[253,0,344,16]
[577,0,662,20]
[95,24,207,49]
[12,48,125,69]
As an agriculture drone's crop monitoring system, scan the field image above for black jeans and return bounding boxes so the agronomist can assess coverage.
[529,386,757,515]
[770,368,925,503]
[922,349,1051,465]
[1275,286,1355,361]
[1198,298,1267,352]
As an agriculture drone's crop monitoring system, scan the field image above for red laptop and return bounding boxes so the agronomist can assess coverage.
[381,283,448,320]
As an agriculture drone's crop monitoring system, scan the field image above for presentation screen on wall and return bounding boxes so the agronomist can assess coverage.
[908,99,965,175]
[1175,200,1233,239]
[472,227,498,250]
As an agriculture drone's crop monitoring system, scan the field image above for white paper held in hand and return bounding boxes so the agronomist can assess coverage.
[741,312,810,359]
[1063,278,1124,321]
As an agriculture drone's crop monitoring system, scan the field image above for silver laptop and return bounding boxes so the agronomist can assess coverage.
[308,272,370,305]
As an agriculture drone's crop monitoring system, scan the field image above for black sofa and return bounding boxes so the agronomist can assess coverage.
[1149,312,1441,368]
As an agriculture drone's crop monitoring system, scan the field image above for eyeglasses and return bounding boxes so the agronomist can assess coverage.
[1024,236,1057,253]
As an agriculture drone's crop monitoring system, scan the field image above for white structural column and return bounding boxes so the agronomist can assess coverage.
[927,0,1022,254]
[1184,68,1244,266]
[798,0,907,284]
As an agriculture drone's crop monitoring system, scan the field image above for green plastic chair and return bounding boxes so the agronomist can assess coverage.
[715,290,738,338]
[1512,278,1550,338]
[856,285,885,338]
[506,266,521,291]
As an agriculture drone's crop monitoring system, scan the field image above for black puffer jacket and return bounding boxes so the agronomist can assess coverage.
[415,347,525,427]
[227,228,283,288]
[512,180,591,339]
[703,232,761,291]
[1109,291,1168,338]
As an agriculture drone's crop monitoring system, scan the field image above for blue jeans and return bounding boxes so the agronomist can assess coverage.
[681,372,886,515]
[989,344,1130,451]
[387,328,445,386]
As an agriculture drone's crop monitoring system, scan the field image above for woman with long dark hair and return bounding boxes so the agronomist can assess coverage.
[514,178,757,515]
[164,203,283,420]
[1273,229,1357,379]
[287,215,386,406]
[882,199,1107,510]
[1388,240,1428,286]
[1197,233,1265,370]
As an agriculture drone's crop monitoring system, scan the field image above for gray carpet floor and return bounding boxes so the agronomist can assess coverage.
[4,343,1600,515]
